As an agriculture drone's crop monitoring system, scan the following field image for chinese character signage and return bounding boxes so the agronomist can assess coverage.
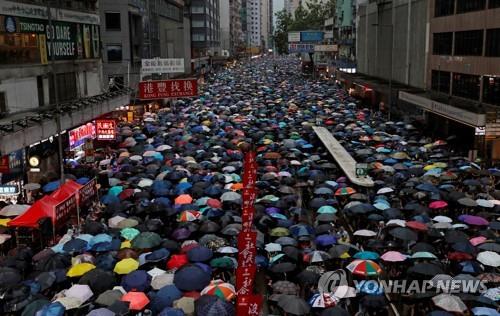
[69,122,95,150]
[238,231,257,268]
[0,185,18,194]
[237,294,263,316]
[54,194,77,227]
[95,120,116,140]
[235,266,256,296]
[79,178,97,207]
[300,31,324,42]
[138,79,198,99]
[141,58,185,74]
[288,43,315,53]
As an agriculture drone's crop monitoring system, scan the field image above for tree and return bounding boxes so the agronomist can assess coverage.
[273,0,336,54]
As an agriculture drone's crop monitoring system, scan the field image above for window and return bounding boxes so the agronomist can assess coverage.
[490,0,500,8]
[0,92,6,115]
[452,73,480,100]
[431,70,451,93]
[191,6,204,13]
[106,45,122,62]
[435,0,454,16]
[454,30,483,56]
[486,29,500,57]
[0,33,40,64]
[192,20,205,27]
[109,76,124,92]
[193,34,206,41]
[483,77,500,106]
[456,0,485,13]
[49,72,77,103]
[433,32,453,55]
[105,12,121,30]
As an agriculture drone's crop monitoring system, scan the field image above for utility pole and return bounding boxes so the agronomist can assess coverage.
[47,1,65,184]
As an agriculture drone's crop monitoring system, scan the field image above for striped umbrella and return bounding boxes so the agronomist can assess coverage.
[200,280,236,301]
[178,210,201,222]
[335,187,356,196]
[346,259,382,277]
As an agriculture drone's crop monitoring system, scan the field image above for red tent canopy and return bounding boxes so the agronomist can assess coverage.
[8,180,83,228]
[8,195,59,228]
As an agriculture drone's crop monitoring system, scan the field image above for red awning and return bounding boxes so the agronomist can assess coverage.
[8,195,59,228]
[8,180,83,228]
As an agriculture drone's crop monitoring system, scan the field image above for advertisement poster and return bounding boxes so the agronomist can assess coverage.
[95,120,117,140]
[82,24,90,58]
[68,122,95,150]
[54,194,77,227]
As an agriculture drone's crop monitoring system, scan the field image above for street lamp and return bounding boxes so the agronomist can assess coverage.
[372,23,394,120]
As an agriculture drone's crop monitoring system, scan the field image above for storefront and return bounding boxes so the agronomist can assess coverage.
[0,149,25,202]
[398,91,495,161]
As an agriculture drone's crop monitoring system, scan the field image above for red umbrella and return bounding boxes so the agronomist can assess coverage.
[167,254,189,270]
[406,221,428,231]
[121,292,150,310]
[207,199,222,209]
[429,200,448,209]
[447,252,474,261]
[119,189,135,200]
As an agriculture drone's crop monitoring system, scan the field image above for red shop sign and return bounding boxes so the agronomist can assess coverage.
[95,120,116,140]
[237,231,257,268]
[235,265,256,296]
[0,155,9,173]
[236,294,263,316]
[138,79,198,99]
[69,122,96,149]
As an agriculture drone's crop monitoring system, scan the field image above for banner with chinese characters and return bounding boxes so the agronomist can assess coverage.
[54,194,77,228]
[138,79,198,99]
[141,58,184,74]
[236,294,263,316]
[241,151,257,231]
[235,265,256,296]
[79,178,96,207]
[95,119,116,140]
[237,231,257,268]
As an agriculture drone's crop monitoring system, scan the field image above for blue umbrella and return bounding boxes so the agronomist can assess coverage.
[151,285,183,312]
[95,253,116,271]
[101,194,120,205]
[42,181,60,193]
[353,251,380,260]
[89,234,113,247]
[315,235,337,247]
[416,183,438,192]
[471,307,500,316]
[195,295,234,316]
[91,242,113,252]
[76,177,90,185]
[121,270,151,292]
[290,224,315,237]
[152,181,170,197]
[62,239,87,253]
[36,302,65,316]
[187,246,213,262]
[159,307,185,316]
[173,264,211,291]
[146,248,170,262]
[87,308,115,316]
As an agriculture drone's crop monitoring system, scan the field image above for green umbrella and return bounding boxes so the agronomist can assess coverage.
[210,256,236,269]
[121,228,140,241]
[132,232,162,249]
[317,205,338,214]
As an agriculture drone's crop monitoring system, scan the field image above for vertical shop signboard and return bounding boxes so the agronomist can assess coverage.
[95,120,116,140]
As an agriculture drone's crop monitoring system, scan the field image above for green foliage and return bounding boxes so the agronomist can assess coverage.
[272,0,336,54]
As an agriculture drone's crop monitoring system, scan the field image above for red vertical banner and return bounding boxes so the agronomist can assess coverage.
[237,231,257,268]
[236,294,263,316]
[235,265,256,296]
[243,151,257,189]
[241,188,256,231]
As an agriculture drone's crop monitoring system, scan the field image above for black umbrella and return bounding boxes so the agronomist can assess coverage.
[295,270,320,286]
[445,230,469,244]
[270,262,296,273]
[408,263,444,276]
[79,268,116,294]
[389,227,418,241]
[0,267,21,285]
[320,307,350,316]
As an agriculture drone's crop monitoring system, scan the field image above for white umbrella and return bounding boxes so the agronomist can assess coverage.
[433,216,453,223]
[386,219,406,227]
[99,159,111,166]
[130,155,142,161]
[138,178,153,188]
[477,251,500,267]
[156,145,172,151]
[151,273,174,290]
[0,204,30,217]
[147,267,166,278]
[55,296,83,309]
[0,234,11,244]
[432,294,467,313]
[353,229,377,237]
[143,151,157,157]
[476,199,495,208]
[265,243,282,252]
[65,284,93,303]
[377,187,394,194]
[217,246,238,254]
[220,191,241,203]
[108,215,127,228]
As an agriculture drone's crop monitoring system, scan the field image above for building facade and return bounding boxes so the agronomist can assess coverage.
[246,0,261,50]
[190,0,221,71]
[401,0,500,161]
[220,0,243,56]
[260,0,273,51]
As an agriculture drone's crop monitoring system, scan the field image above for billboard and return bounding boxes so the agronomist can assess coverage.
[288,43,315,53]
[68,122,95,150]
[288,32,300,42]
[138,79,198,100]
[300,31,324,42]
[141,58,185,74]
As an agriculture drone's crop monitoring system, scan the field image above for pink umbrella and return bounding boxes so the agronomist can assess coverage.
[429,200,448,209]
[381,251,407,262]
[470,236,487,246]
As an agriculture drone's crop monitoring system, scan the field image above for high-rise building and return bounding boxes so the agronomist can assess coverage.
[260,0,273,50]
[246,0,261,50]
[190,0,221,71]
[0,0,128,178]
[220,0,244,55]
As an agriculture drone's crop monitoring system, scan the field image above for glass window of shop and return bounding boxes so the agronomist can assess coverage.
[483,77,500,106]
[431,70,451,94]
[456,0,486,13]
[49,72,77,103]
[452,73,480,101]
[435,0,455,17]
[0,32,40,64]
[486,29,500,57]
[454,30,483,56]
[105,12,121,30]
[107,44,122,62]
[433,32,453,55]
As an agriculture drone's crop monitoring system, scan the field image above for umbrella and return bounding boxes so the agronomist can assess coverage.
[151,285,183,312]
[335,187,356,196]
[65,284,93,303]
[432,294,467,313]
[272,280,299,295]
[320,307,350,316]
[0,204,29,217]
[346,260,382,276]
[132,232,162,249]
[113,258,139,274]
[308,292,338,308]
[201,280,236,301]
[79,268,116,294]
[121,291,150,310]
[195,295,234,316]
[173,264,211,291]
[353,229,377,237]
[477,251,500,267]
[389,227,418,241]
[66,262,96,277]
[277,295,311,315]
[381,251,406,262]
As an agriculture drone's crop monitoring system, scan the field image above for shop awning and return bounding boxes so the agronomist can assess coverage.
[8,195,59,228]
[50,180,83,201]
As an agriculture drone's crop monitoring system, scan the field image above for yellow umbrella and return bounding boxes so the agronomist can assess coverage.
[114,258,139,274]
[424,164,437,171]
[434,162,448,168]
[121,240,132,249]
[270,227,289,237]
[0,218,11,226]
[340,252,351,259]
[66,263,96,277]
